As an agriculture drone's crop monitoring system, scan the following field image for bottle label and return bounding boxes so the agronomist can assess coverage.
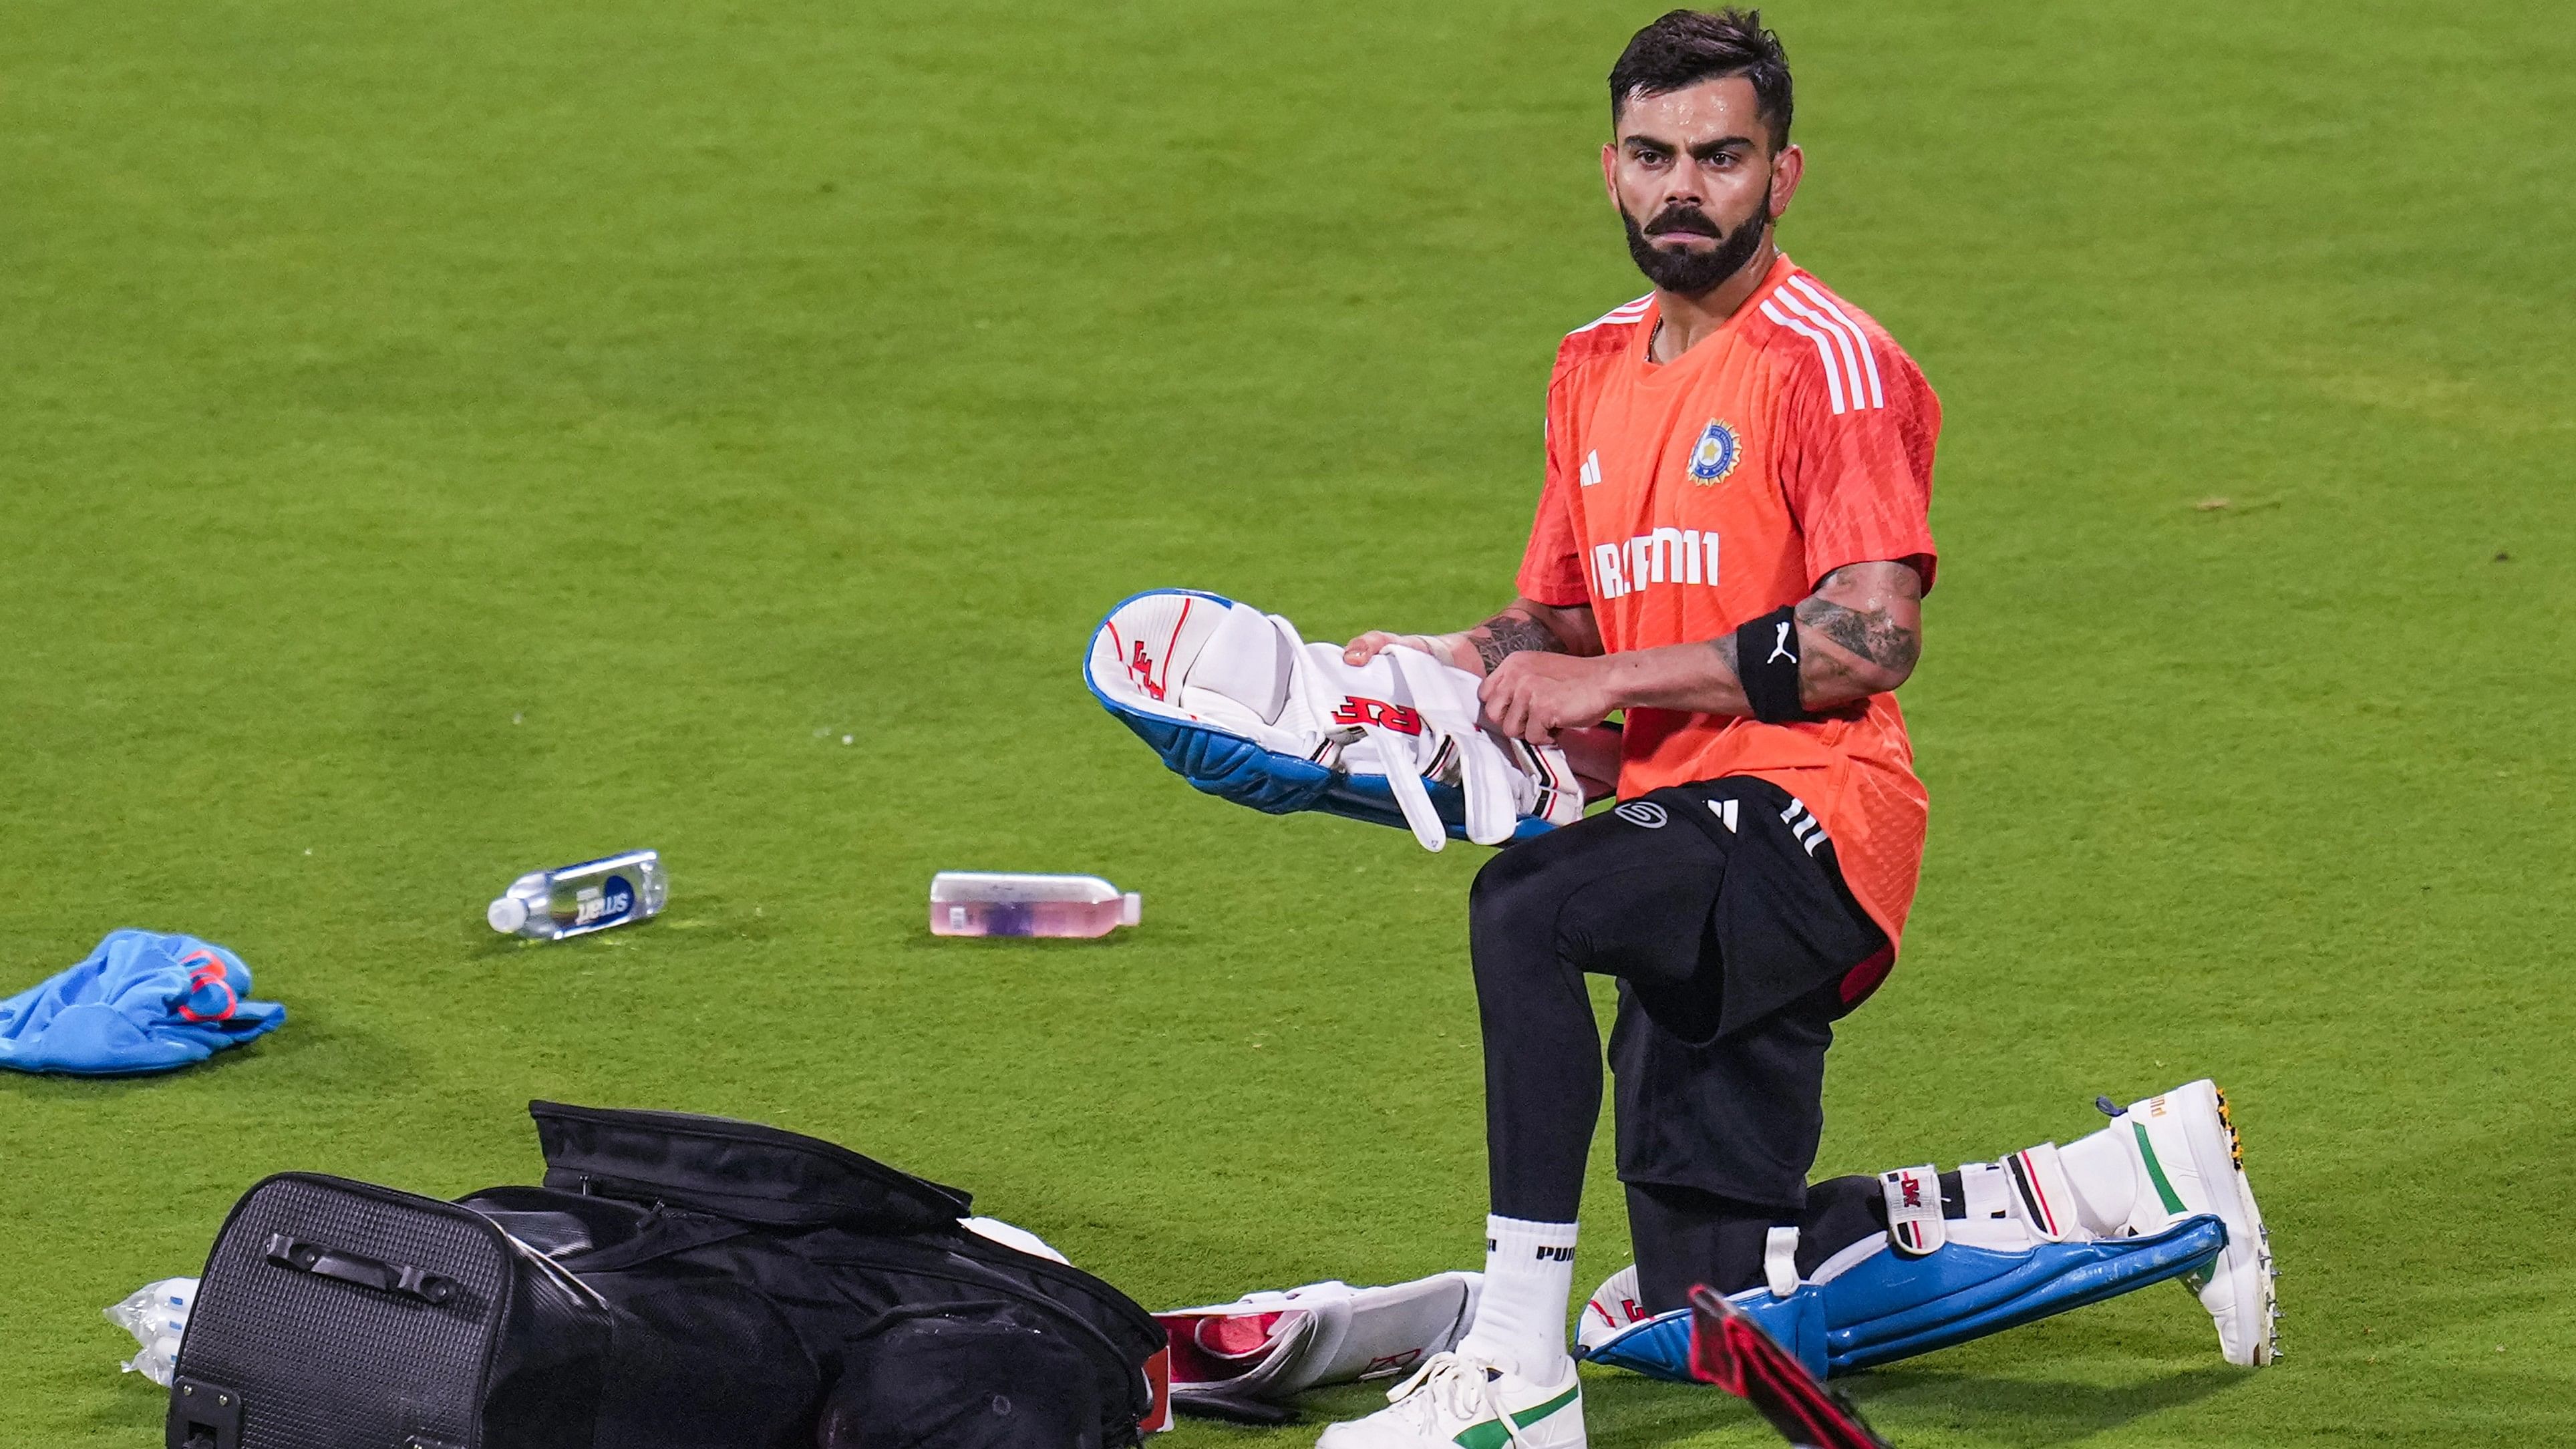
[574,875,637,927]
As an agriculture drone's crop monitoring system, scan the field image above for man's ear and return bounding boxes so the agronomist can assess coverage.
[1601,141,1621,206]
[1767,143,1804,222]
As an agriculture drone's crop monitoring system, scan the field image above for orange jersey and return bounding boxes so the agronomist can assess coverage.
[1515,254,1941,951]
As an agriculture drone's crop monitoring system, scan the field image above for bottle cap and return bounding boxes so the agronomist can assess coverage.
[487,896,529,934]
[1119,892,1142,927]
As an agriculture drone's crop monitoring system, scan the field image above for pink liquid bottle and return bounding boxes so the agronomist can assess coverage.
[928,872,1142,939]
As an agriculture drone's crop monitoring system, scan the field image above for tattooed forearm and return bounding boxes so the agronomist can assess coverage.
[1709,631,1740,681]
[1577,565,1916,721]
[1472,613,1567,673]
[1795,595,1921,683]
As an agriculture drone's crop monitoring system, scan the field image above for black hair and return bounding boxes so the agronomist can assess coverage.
[1608,9,1792,148]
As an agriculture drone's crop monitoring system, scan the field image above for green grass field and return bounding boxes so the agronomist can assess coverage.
[5,2,2570,1444]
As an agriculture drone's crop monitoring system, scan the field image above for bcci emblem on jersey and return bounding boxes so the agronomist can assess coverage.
[1687,420,1740,484]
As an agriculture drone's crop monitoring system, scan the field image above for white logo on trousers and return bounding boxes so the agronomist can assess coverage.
[1780,798,1829,856]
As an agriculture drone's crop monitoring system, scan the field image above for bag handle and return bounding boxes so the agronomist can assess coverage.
[264,1232,458,1305]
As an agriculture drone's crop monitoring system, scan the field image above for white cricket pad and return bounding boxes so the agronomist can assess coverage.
[1576,1265,1651,1355]
[1879,1165,1946,1256]
[1088,589,1585,849]
[1158,1272,1484,1404]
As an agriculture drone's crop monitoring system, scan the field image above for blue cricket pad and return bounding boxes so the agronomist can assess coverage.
[1084,589,1567,845]
[1101,702,1548,843]
[1586,1303,1758,1386]
[1584,1214,2229,1381]
[0,929,285,1076]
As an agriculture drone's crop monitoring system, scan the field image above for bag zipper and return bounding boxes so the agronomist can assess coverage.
[794,1244,1153,1424]
[531,1102,971,1221]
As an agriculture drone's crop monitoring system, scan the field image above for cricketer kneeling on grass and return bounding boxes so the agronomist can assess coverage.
[1310,11,2275,1447]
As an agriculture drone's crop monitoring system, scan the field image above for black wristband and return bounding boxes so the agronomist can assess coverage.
[1734,605,1810,723]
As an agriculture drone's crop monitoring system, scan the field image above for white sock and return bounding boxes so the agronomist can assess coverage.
[1455,1214,1578,1376]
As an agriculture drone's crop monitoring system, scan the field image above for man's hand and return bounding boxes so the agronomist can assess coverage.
[1345,600,1601,677]
[1480,651,1618,744]
[1343,631,1468,671]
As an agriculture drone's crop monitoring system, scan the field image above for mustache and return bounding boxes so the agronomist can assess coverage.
[1643,206,1724,238]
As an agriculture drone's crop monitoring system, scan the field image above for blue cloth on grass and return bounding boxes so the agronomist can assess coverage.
[0,929,285,1076]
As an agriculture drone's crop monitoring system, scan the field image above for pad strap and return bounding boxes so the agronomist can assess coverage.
[1358,717,1446,851]
[1382,645,1518,846]
[1879,1166,1946,1257]
[2005,1144,2082,1243]
[1764,1226,1802,1299]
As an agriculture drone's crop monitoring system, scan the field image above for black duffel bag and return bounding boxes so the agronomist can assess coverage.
[166,1102,1164,1449]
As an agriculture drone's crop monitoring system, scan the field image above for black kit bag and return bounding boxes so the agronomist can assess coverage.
[168,1102,1164,1449]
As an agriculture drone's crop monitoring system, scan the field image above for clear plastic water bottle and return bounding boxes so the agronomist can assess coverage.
[487,850,669,941]
[104,1277,196,1387]
[929,872,1141,939]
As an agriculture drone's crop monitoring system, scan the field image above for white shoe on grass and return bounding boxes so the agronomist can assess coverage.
[1313,1351,1584,1449]
[2119,1078,2277,1365]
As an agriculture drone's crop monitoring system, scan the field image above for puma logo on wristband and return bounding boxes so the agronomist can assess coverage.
[1736,605,1812,723]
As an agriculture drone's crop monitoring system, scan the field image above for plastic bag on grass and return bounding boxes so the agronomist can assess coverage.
[105,1277,196,1386]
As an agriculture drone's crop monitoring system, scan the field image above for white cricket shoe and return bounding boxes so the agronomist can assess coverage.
[1314,1351,1584,1449]
[2119,1079,2278,1366]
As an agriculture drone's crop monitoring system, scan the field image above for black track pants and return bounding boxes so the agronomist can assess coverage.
[1625,1176,1890,1312]
[1468,778,1885,1227]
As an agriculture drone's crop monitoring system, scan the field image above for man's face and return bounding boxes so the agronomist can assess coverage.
[1603,75,1802,296]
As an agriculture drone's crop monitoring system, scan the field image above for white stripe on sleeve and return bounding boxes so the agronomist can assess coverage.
[1786,277,1885,410]
[1772,287,1873,412]
[1760,299,1849,415]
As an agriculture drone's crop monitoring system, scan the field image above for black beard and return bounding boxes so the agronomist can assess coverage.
[1622,198,1771,297]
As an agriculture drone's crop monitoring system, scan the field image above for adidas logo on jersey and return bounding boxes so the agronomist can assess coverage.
[1591,528,1720,600]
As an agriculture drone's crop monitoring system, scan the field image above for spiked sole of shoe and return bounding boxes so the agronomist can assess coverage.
[2209,1084,2279,1366]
